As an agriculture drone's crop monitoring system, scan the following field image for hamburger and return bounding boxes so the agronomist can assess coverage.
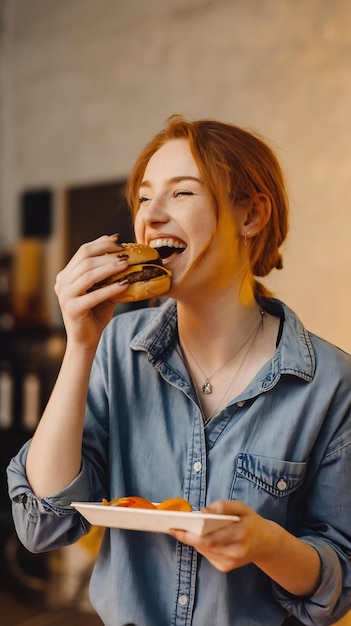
[90,243,172,303]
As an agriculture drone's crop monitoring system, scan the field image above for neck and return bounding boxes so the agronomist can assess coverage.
[177,267,257,335]
[177,293,261,365]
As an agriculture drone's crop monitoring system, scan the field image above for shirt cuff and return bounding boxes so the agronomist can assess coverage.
[272,537,345,624]
[7,439,90,510]
[43,463,90,509]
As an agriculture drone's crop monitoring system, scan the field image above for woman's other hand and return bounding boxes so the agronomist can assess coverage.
[169,500,321,597]
[170,500,271,573]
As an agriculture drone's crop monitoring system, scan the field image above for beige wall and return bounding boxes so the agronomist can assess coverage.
[1,0,351,349]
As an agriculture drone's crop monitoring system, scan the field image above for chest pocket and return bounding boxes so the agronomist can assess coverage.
[230,453,307,525]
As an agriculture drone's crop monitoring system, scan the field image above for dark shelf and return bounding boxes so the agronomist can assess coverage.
[1,326,65,509]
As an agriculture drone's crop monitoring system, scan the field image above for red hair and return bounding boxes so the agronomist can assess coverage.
[126,115,289,299]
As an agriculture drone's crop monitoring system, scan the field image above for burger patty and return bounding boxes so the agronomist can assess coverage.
[122,265,167,284]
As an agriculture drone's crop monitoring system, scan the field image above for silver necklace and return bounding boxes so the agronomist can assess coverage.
[183,311,264,425]
[184,310,264,395]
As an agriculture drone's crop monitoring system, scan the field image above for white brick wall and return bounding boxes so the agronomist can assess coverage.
[1,0,351,349]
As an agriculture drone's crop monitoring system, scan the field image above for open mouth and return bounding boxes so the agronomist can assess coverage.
[149,238,187,260]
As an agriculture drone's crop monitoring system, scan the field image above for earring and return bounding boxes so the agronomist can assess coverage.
[244,232,249,246]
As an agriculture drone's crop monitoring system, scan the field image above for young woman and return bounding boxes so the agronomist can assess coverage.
[7,116,351,626]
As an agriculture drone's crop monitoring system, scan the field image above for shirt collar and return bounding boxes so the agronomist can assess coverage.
[130,298,178,365]
[131,298,316,382]
[275,299,315,381]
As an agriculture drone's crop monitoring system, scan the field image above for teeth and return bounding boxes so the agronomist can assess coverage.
[150,238,186,249]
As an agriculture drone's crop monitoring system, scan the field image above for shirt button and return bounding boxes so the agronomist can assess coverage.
[277,478,287,491]
[237,401,245,407]
[193,461,202,472]
[178,595,188,606]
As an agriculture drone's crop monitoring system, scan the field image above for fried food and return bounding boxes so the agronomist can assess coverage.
[102,495,192,512]
[102,496,157,509]
[156,498,193,512]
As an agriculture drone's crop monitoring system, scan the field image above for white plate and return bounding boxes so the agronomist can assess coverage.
[71,502,240,536]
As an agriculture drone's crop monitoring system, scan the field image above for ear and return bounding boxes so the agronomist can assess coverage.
[240,193,271,240]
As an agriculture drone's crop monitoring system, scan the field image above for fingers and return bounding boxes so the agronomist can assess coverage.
[168,528,201,548]
[53,235,132,346]
[169,526,244,573]
[169,500,260,573]
[56,234,122,286]
[55,234,130,304]
[169,517,243,550]
[57,234,120,278]
[201,500,250,516]
[56,254,128,301]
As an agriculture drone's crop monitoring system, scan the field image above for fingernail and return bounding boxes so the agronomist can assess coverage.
[117,278,129,285]
[116,254,129,261]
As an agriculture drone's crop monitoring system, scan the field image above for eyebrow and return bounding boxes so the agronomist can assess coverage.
[139,175,203,188]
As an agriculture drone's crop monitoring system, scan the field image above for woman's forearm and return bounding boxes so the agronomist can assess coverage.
[255,520,321,597]
[25,344,96,498]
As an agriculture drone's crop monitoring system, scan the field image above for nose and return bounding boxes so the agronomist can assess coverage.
[137,194,169,226]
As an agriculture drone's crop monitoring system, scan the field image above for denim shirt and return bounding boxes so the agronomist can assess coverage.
[7,298,351,626]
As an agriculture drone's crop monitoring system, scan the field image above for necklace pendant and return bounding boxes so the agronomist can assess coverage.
[202,379,212,394]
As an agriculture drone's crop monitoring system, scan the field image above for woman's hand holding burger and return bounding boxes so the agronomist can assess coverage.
[54,234,172,352]
[54,234,131,350]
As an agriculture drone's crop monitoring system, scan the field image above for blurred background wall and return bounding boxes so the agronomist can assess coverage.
[1,0,351,347]
[1,1,351,620]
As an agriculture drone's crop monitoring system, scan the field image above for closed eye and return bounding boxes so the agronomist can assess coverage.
[173,190,194,198]
[139,190,194,204]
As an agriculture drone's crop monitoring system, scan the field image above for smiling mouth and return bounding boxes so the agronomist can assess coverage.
[149,238,187,260]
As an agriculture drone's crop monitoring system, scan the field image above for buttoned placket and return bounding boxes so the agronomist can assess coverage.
[171,382,207,625]
[159,342,258,625]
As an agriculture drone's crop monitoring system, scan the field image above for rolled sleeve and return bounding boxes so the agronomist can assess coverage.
[7,440,90,553]
[273,537,351,625]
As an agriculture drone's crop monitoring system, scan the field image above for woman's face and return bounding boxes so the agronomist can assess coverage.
[134,138,242,298]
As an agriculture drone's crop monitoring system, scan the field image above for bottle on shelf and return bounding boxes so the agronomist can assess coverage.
[0,252,15,331]
[22,365,42,431]
[0,361,14,430]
